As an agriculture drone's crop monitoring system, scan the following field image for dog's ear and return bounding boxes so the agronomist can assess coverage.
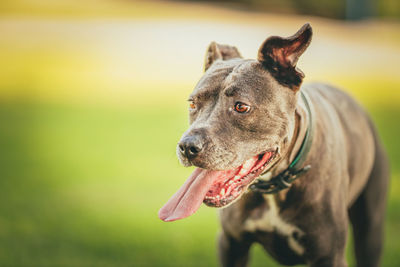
[258,23,312,91]
[204,42,242,71]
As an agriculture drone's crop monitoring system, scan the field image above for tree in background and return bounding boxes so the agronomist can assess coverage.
[178,0,399,20]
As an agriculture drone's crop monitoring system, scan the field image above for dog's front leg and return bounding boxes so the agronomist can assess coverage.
[218,231,252,267]
[309,255,348,267]
[307,227,348,267]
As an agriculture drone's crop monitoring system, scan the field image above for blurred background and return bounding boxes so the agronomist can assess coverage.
[0,0,399,266]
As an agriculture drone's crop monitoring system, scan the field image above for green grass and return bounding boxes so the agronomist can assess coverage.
[0,1,399,265]
[0,98,399,266]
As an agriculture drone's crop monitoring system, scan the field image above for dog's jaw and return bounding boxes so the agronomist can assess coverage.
[203,151,276,208]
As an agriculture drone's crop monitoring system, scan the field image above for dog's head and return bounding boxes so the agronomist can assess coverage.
[159,24,312,222]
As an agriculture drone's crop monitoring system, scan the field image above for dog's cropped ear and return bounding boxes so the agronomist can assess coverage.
[258,23,312,91]
[204,42,242,71]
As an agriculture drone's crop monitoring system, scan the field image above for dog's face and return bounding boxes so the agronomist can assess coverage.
[178,24,312,171]
[178,59,297,171]
[159,24,312,222]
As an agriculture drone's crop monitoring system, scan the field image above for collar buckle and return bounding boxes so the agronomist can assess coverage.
[249,165,311,194]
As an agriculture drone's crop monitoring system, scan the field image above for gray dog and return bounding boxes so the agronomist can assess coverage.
[159,24,389,267]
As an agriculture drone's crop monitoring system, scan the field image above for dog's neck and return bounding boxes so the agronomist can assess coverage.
[263,92,310,180]
[242,92,310,204]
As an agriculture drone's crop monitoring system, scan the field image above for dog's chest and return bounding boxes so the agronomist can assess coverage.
[244,195,305,255]
[221,194,305,259]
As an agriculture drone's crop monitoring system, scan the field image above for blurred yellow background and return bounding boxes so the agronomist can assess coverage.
[0,0,399,266]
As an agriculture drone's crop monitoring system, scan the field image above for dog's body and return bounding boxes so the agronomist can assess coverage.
[159,24,389,267]
[218,83,389,267]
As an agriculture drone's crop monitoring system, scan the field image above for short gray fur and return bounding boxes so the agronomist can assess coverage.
[177,24,389,267]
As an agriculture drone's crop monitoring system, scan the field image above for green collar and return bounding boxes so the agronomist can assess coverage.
[250,90,315,194]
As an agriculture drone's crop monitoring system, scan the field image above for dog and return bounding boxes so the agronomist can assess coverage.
[159,24,389,267]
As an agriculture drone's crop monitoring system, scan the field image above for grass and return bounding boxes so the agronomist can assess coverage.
[0,0,399,266]
[0,96,399,266]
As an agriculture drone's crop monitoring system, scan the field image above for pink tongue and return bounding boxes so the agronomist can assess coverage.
[158,168,230,222]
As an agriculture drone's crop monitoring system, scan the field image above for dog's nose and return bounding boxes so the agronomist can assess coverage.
[178,136,203,159]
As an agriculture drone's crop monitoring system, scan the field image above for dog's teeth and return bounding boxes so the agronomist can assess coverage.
[238,170,246,176]
[216,195,220,199]
[220,188,225,195]
[229,180,233,185]
[242,159,253,169]
[240,157,258,173]
[226,187,232,195]
[234,175,241,181]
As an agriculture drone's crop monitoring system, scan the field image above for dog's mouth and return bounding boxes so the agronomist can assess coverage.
[203,151,275,208]
[158,151,275,222]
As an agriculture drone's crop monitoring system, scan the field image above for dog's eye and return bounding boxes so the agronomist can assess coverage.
[234,102,250,113]
[189,101,196,109]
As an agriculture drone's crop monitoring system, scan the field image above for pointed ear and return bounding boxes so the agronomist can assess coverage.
[258,23,312,91]
[204,42,242,71]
